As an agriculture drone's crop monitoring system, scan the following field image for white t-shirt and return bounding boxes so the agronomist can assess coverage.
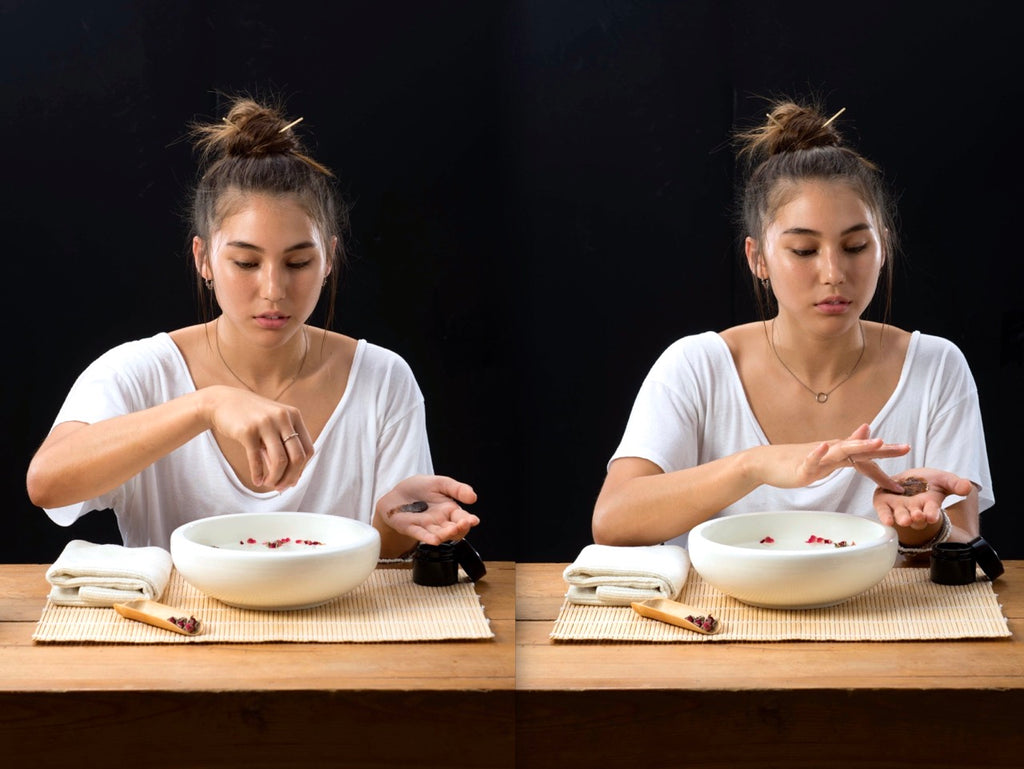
[611,330,995,547]
[44,333,433,548]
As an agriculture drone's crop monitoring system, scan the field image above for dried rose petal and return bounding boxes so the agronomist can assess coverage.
[899,477,928,496]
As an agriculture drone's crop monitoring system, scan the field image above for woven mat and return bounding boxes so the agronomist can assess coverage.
[33,568,493,644]
[551,568,1010,642]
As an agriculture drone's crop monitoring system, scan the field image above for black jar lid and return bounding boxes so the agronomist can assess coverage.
[453,538,487,582]
[967,536,1004,581]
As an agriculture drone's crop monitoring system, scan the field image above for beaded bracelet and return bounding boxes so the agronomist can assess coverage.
[897,508,952,556]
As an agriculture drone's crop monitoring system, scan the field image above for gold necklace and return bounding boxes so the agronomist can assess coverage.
[769,319,865,404]
[214,318,309,401]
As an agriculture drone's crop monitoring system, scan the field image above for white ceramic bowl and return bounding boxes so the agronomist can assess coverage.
[687,511,897,609]
[170,512,380,610]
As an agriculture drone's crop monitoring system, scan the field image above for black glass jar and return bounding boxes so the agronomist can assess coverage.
[413,541,459,586]
[412,539,487,587]
[929,542,975,586]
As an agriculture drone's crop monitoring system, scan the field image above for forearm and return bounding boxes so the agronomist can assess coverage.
[593,451,762,546]
[26,389,213,508]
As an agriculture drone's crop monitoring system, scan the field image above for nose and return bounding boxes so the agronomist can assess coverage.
[821,247,845,286]
[260,263,286,302]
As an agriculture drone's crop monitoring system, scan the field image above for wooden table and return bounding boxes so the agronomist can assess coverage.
[0,562,514,769]
[517,562,1024,769]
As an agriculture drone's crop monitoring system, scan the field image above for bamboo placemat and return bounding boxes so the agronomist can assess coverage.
[550,568,1010,642]
[33,567,493,643]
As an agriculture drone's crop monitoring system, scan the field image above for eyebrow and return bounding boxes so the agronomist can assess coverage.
[224,240,317,253]
[782,223,872,237]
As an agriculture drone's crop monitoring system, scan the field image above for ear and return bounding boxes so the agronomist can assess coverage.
[192,236,210,280]
[745,237,768,279]
[325,236,338,277]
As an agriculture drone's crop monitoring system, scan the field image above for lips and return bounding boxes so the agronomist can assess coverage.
[814,295,852,315]
[254,312,290,329]
[816,295,850,307]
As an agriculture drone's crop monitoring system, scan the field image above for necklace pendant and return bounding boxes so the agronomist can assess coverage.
[815,392,829,404]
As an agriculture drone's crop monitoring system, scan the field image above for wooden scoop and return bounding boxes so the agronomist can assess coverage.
[113,599,202,636]
[631,598,722,635]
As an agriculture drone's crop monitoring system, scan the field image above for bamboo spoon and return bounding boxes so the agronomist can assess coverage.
[631,598,722,635]
[113,599,202,636]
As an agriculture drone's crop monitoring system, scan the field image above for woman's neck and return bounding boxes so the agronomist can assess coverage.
[210,317,310,398]
[768,315,867,389]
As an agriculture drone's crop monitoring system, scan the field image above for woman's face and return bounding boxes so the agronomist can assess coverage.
[194,193,331,348]
[746,180,883,333]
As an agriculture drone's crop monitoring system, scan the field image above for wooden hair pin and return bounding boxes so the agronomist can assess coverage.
[279,117,304,133]
[822,106,846,128]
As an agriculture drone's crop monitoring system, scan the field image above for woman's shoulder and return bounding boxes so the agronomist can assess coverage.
[648,329,735,380]
[88,331,180,370]
[67,332,188,402]
[349,336,413,371]
[902,328,974,371]
[339,335,421,394]
[716,322,763,357]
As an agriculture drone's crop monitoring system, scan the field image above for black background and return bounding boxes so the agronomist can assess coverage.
[2,1,1021,565]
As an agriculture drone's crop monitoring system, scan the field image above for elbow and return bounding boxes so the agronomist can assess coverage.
[26,458,60,509]
[591,499,627,546]
[25,465,48,509]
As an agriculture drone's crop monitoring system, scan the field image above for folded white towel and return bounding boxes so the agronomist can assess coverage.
[563,543,691,606]
[45,539,173,607]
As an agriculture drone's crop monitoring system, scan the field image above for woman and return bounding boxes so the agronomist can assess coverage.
[592,99,992,554]
[26,96,479,558]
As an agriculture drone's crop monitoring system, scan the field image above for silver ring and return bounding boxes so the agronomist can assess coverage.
[283,432,300,443]
[847,456,857,465]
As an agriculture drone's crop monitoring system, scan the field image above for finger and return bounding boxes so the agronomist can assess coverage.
[404,522,444,546]
[922,500,943,525]
[435,515,478,540]
[847,423,871,440]
[260,427,291,488]
[856,442,911,461]
[841,437,908,455]
[246,443,266,488]
[453,508,481,528]
[294,419,315,459]
[806,441,830,465]
[850,457,905,493]
[277,428,308,489]
[929,472,973,497]
[897,503,933,530]
[431,475,478,506]
[892,503,914,529]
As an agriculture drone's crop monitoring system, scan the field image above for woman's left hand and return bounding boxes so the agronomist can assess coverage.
[377,475,480,545]
[872,468,973,529]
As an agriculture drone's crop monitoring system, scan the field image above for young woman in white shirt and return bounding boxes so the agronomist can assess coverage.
[27,96,479,557]
[593,98,991,552]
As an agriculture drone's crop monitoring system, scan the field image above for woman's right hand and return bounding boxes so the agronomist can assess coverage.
[203,385,315,491]
[751,424,910,490]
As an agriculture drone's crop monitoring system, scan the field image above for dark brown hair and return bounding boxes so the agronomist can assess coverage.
[188,95,350,328]
[734,98,897,321]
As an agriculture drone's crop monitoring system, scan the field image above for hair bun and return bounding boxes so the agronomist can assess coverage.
[192,98,303,163]
[736,100,844,164]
